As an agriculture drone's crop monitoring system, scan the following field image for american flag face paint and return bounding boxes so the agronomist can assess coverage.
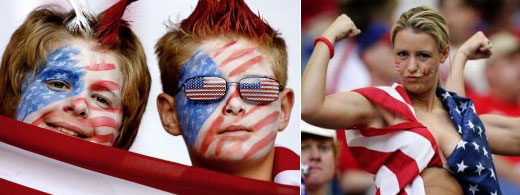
[177,39,281,163]
[16,40,123,146]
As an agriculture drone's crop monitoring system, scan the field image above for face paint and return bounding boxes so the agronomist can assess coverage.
[16,40,124,146]
[175,51,222,146]
[178,39,282,163]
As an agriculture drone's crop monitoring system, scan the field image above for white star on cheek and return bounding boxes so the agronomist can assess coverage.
[474,162,485,176]
[457,160,468,173]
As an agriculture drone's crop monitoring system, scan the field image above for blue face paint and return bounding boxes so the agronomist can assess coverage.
[16,46,85,121]
[175,51,222,147]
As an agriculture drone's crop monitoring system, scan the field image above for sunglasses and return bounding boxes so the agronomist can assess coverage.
[177,76,282,102]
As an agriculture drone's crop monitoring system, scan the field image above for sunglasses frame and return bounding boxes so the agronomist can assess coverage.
[176,76,283,102]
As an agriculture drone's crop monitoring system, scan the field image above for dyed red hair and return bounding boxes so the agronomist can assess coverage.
[156,0,288,96]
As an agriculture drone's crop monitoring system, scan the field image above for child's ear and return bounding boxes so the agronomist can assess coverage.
[157,93,182,136]
[277,88,294,132]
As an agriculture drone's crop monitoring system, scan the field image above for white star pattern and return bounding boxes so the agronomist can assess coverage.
[470,104,477,114]
[442,91,451,100]
[467,120,475,131]
[455,108,462,115]
[472,141,480,152]
[457,160,468,173]
[460,101,468,112]
[489,168,496,180]
[458,125,462,134]
[457,140,467,150]
[483,148,489,158]
[477,126,483,137]
[468,184,480,195]
[491,190,498,195]
[474,162,485,176]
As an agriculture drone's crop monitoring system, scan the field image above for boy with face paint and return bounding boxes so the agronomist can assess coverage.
[155,0,298,185]
[0,0,150,150]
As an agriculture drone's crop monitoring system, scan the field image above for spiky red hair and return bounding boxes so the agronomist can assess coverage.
[96,0,137,49]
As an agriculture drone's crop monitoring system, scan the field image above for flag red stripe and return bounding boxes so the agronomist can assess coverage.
[85,63,116,71]
[219,48,255,67]
[212,40,238,58]
[0,116,298,194]
[228,56,263,77]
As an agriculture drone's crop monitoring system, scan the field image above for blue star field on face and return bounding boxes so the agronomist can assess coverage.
[16,46,85,121]
[175,50,222,146]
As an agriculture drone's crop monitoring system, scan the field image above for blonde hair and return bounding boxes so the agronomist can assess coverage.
[0,6,150,150]
[391,6,449,52]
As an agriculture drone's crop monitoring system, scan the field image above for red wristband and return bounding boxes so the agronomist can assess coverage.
[314,37,335,58]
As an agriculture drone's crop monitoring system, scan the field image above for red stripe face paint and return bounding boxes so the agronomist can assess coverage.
[183,39,283,165]
[19,42,124,147]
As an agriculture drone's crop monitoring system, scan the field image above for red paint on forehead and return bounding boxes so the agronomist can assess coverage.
[213,40,238,58]
[219,48,256,67]
[228,56,263,77]
[85,63,116,71]
[89,80,120,91]
[243,131,276,160]
[200,116,224,155]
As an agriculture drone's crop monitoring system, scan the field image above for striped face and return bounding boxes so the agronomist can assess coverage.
[176,39,281,163]
[16,40,123,146]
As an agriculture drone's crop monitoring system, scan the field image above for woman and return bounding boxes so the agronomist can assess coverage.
[0,0,151,149]
[303,6,520,194]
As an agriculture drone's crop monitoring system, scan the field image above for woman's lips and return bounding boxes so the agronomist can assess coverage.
[406,76,421,82]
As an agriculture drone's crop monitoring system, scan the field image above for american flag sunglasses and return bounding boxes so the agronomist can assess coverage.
[179,76,282,102]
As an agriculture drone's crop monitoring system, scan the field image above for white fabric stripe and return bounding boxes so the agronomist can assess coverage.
[404,176,426,195]
[375,84,416,117]
[0,142,169,195]
[347,130,435,174]
[375,166,400,195]
[273,170,300,186]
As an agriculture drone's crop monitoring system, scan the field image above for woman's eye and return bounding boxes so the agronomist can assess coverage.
[397,52,407,57]
[418,53,430,59]
[44,80,71,91]
[92,95,112,108]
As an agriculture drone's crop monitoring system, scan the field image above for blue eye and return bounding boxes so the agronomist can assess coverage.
[44,80,71,91]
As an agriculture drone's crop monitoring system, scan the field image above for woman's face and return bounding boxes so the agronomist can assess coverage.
[393,28,447,94]
[16,39,124,146]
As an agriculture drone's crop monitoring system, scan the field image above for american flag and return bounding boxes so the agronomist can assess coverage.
[348,83,443,195]
[437,87,502,195]
[239,77,279,102]
[185,76,227,101]
[346,83,502,195]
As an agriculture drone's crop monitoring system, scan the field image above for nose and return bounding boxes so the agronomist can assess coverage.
[406,57,419,74]
[309,146,321,162]
[223,87,245,115]
[64,97,89,118]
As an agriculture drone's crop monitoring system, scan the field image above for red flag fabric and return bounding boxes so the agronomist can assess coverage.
[0,116,299,194]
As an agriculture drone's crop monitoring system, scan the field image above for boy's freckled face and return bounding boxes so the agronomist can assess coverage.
[175,39,281,162]
[16,39,124,146]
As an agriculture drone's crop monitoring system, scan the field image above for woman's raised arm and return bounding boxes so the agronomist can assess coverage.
[301,15,376,129]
